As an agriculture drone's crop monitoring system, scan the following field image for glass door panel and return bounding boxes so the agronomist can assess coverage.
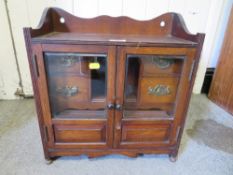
[124,55,184,118]
[44,52,107,118]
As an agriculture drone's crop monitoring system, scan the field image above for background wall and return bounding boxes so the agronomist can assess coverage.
[0,0,232,99]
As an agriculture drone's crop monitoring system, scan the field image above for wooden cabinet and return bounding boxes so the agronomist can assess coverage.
[23,8,205,162]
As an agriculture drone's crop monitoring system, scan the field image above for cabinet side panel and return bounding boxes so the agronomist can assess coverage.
[23,28,50,159]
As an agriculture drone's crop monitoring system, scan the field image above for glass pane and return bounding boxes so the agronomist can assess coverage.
[124,55,184,117]
[44,52,107,118]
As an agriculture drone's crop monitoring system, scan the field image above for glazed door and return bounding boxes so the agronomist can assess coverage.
[33,44,116,149]
[114,46,196,148]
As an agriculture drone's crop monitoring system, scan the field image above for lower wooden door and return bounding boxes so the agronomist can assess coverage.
[114,46,196,148]
[33,44,116,149]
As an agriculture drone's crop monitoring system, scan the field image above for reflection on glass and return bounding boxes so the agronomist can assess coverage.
[124,55,184,115]
[44,52,107,118]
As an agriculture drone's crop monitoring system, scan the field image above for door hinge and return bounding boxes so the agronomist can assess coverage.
[43,125,49,142]
[189,60,195,81]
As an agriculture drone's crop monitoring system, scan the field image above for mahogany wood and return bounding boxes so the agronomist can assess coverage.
[209,7,233,115]
[23,7,205,162]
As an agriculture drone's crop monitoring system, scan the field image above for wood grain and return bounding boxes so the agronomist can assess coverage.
[23,8,205,161]
[209,7,233,115]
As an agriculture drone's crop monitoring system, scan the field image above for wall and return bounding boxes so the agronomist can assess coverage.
[0,0,20,99]
[0,0,231,99]
[208,0,233,67]
[192,0,232,93]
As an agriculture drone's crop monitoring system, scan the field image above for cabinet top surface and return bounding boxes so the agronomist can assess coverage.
[31,32,197,46]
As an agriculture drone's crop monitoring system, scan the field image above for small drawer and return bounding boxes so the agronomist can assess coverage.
[138,77,179,105]
[140,57,183,76]
[53,123,106,143]
[121,121,171,142]
[49,75,90,101]
[45,53,91,75]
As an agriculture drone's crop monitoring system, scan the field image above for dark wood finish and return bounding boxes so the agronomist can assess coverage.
[54,123,106,143]
[209,7,233,115]
[23,7,204,162]
[138,77,179,104]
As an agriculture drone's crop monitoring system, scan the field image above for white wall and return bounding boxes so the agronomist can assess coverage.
[0,0,231,99]
[208,0,233,67]
[0,0,20,99]
[192,0,232,93]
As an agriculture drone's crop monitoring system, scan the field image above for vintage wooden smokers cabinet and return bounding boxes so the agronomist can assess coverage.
[23,8,204,162]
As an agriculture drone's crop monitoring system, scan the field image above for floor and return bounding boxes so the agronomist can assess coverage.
[0,94,233,175]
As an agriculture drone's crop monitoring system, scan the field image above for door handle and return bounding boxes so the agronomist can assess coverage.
[115,104,122,110]
[107,103,115,109]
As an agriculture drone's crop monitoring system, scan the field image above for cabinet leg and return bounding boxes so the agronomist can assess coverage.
[45,158,53,165]
[169,154,177,162]
[44,156,58,164]
[169,150,178,162]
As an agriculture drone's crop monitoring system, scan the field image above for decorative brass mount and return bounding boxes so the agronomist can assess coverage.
[148,84,171,96]
[56,86,79,96]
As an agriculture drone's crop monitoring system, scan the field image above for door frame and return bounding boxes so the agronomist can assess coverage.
[32,44,116,149]
[114,46,196,148]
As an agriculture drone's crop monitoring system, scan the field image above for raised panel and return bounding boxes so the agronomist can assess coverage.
[54,124,106,143]
[119,120,172,148]
[122,124,170,142]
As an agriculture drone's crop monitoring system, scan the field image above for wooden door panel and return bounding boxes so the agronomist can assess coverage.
[114,46,196,148]
[54,123,106,143]
[121,122,171,142]
[33,44,116,148]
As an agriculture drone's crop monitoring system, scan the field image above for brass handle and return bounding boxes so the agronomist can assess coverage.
[148,84,170,96]
[56,86,79,96]
[115,104,122,110]
[107,103,114,109]
[152,57,174,69]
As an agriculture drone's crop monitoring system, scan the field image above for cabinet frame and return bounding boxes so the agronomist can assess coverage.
[114,46,196,148]
[32,44,116,149]
[23,8,205,161]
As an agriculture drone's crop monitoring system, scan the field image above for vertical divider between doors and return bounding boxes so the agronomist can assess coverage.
[113,46,125,148]
[106,46,117,148]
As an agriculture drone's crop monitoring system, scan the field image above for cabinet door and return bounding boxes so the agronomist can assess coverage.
[32,44,116,149]
[114,46,196,148]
